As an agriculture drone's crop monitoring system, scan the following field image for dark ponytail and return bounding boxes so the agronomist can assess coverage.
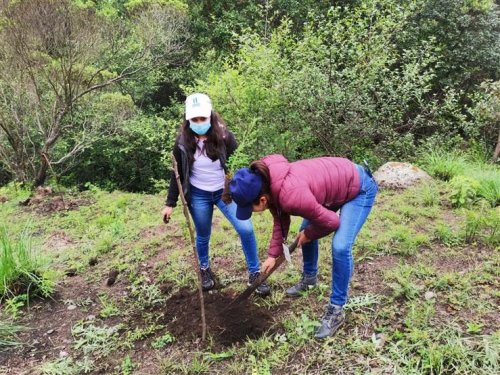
[249,160,272,206]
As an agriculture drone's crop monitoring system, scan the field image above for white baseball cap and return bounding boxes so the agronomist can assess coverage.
[185,93,212,120]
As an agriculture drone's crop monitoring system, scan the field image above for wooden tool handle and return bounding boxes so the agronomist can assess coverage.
[225,237,300,308]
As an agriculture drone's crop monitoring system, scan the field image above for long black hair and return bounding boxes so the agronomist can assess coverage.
[181,111,227,167]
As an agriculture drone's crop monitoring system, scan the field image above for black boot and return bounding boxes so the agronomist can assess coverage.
[248,272,271,296]
[286,274,317,296]
[200,268,215,291]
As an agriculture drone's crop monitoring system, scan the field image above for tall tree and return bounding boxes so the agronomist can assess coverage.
[0,0,188,186]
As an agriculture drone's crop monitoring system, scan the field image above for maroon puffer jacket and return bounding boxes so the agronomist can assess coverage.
[263,154,360,257]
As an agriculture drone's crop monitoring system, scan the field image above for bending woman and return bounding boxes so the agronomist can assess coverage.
[229,154,377,338]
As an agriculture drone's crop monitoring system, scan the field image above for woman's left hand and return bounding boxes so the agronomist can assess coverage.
[261,257,277,274]
[297,231,311,247]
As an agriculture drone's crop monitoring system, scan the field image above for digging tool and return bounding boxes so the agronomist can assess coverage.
[223,237,300,311]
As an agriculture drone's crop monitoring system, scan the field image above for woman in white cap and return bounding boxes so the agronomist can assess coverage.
[162,93,270,295]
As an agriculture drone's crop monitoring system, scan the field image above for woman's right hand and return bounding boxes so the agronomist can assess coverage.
[162,206,173,224]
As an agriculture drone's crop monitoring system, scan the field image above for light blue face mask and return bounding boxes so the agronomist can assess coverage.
[189,121,211,135]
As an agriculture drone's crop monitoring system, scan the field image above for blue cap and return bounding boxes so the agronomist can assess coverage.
[229,168,262,220]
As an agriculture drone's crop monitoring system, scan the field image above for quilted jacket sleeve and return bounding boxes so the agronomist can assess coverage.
[282,187,340,240]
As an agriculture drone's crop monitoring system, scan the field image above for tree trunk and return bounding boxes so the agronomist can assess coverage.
[492,127,500,163]
[34,154,49,187]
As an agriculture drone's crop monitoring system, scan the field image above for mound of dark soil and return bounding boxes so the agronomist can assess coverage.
[21,194,94,214]
[164,289,277,347]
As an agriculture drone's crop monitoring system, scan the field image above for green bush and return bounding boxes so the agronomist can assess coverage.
[61,114,172,193]
[190,1,491,163]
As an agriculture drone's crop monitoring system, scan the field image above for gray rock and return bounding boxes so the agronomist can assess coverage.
[373,162,431,189]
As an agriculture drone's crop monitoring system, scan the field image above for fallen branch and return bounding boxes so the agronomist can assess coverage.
[172,154,207,341]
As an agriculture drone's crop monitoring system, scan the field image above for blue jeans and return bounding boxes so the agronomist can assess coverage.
[301,165,378,306]
[188,184,260,274]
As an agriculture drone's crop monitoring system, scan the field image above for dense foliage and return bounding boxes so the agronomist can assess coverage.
[0,0,498,191]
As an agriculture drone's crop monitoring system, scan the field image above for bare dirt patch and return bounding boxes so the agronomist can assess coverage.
[19,187,94,215]
[352,255,400,296]
[0,272,128,372]
[163,289,278,347]
[43,231,76,253]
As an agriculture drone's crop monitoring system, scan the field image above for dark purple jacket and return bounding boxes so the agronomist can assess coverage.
[263,154,360,257]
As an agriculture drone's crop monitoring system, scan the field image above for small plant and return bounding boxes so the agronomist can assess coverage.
[345,293,383,312]
[188,356,210,374]
[433,223,463,246]
[244,335,275,356]
[464,209,483,244]
[477,178,500,207]
[4,294,28,319]
[151,333,175,349]
[39,356,93,375]
[403,301,436,329]
[384,264,422,300]
[384,225,429,256]
[130,282,166,308]
[120,355,135,375]
[0,319,23,351]
[466,322,483,334]
[72,321,121,357]
[284,313,321,345]
[98,294,120,318]
[482,207,499,246]
[449,176,480,208]
[420,183,440,207]
[249,354,272,375]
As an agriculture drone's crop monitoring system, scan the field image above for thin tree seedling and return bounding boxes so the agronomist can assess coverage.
[171,154,207,341]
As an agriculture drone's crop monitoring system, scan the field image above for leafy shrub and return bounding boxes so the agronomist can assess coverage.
[449,176,480,208]
[61,114,172,193]
[192,1,475,163]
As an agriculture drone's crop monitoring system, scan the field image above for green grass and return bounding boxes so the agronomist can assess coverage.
[419,151,467,181]
[1,158,499,374]
[0,319,23,351]
[0,226,55,302]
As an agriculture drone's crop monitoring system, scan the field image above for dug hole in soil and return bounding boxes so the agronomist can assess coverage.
[163,289,277,347]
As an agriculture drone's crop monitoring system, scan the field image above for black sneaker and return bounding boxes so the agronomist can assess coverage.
[248,272,271,296]
[200,268,215,291]
[286,274,317,296]
[314,303,345,339]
